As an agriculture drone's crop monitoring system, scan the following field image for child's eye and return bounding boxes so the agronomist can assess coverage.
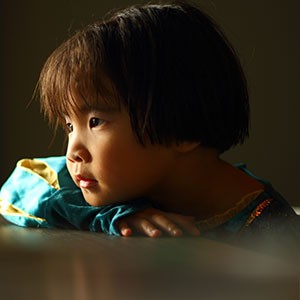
[89,117,105,128]
[65,123,73,133]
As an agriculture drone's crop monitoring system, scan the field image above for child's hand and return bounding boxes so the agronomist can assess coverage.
[118,208,200,238]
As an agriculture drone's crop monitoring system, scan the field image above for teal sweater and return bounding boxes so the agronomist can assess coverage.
[0,156,149,235]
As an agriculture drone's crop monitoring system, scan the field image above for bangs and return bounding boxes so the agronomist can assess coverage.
[37,26,120,127]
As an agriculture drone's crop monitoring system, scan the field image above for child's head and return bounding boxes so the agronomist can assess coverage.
[38,1,249,154]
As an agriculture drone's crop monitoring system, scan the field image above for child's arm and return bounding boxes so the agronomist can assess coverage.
[0,157,200,237]
[118,207,200,237]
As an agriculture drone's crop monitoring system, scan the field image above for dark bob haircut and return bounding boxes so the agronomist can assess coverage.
[38,1,249,153]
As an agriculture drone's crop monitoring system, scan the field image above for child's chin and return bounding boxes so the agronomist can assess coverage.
[82,192,112,207]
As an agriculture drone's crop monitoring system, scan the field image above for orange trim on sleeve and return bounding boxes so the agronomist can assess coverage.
[242,198,272,228]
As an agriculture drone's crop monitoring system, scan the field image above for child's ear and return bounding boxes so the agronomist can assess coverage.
[173,141,200,153]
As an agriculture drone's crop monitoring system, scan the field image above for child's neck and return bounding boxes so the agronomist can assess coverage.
[148,148,264,219]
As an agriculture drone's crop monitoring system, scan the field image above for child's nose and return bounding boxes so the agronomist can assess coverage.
[67,149,90,163]
[67,155,83,163]
[66,138,91,163]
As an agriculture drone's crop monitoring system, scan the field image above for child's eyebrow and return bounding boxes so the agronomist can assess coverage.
[77,104,119,114]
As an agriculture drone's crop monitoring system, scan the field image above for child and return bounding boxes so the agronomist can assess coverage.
[1,1,299,253]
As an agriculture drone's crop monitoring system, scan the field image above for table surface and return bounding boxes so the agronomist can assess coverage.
[0,216,298,300]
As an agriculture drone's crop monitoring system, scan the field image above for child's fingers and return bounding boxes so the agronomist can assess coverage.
[118,208,200,238]
[130,217,162,238]
[118,220,132,237]
[164,213,200,236]
[176,221,200,236]
[151,214,183,237]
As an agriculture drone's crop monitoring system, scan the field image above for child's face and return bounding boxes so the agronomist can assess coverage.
[65,95,177,207]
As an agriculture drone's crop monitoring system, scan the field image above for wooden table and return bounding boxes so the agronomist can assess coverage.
[0,216,298,300]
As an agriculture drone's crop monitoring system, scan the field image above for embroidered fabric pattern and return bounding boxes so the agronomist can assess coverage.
[195,189,264,231]
[242,199,272,228]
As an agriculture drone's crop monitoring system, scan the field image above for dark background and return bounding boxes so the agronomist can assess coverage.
[1,0,299,205]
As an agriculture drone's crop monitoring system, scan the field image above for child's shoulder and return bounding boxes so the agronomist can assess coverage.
[200,165,300,254]
[238,184,300,256]
[241,182,300,236]
[235,164,299,229]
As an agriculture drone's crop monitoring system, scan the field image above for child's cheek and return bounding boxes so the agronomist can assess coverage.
[97,141,141,186]
[66,159,78,187]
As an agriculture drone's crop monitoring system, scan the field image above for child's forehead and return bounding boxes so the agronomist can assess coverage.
[64,81,120,115]
[69,102,120,116]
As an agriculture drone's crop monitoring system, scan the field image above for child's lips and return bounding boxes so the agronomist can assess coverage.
[75,174,98,189]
